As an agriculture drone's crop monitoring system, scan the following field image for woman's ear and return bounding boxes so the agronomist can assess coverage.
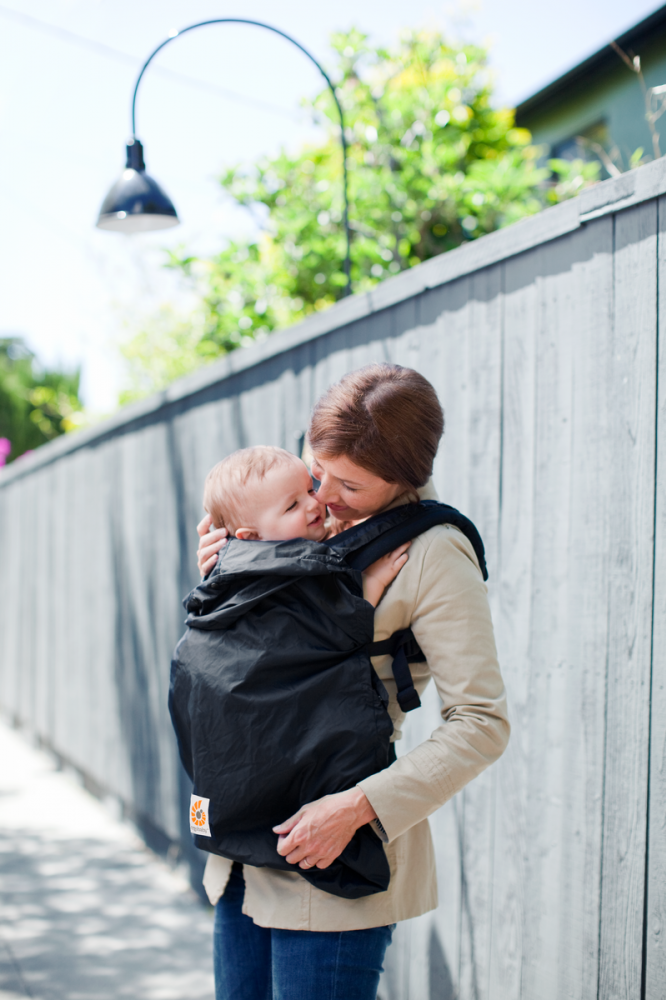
[235,527,260,541]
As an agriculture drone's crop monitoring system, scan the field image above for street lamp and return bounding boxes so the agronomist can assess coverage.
[97,19,353,293]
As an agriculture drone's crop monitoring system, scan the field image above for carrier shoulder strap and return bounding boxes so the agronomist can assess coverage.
[353,501,488,715]
[346,500,488,582]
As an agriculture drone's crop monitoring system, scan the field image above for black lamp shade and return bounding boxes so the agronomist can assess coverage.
[97,139,179,233]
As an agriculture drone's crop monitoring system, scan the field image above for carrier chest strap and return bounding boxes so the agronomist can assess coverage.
[366,628,425,713]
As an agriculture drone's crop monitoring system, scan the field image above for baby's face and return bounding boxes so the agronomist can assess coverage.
[238,458,327,542]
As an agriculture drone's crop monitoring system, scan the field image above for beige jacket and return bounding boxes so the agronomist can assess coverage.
[202,483,510,930]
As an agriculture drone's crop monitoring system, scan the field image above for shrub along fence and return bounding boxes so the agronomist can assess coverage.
[1,159,665,1000]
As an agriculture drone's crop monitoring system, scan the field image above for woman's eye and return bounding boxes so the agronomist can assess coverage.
[342,483,358,492]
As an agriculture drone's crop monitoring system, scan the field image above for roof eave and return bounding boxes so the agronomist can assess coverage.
[516,4,666,121]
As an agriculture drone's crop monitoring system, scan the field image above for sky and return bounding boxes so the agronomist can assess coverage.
[0,0,661,412]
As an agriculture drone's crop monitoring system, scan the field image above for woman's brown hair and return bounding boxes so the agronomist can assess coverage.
[308,363,444,491]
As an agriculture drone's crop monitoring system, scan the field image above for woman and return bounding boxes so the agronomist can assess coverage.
[196,364,509,1000]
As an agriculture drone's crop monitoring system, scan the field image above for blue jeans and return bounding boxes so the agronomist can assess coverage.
[214,863,394,1000]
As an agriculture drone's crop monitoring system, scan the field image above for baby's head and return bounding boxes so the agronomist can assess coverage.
[203,446,327,542]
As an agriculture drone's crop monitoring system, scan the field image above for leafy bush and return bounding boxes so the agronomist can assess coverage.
[0,338,83,464]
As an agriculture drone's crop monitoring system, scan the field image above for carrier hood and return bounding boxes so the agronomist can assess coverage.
[183,500,487,630]
[183,503,406,629]
[183,537,352,629]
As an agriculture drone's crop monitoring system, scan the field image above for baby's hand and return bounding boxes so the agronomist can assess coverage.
[197,513,229,578]
[362,542,411,607]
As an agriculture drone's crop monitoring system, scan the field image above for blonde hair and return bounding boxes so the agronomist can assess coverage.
[203,446,298,534]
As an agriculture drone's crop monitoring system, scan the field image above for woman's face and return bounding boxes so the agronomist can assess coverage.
[310,452,403,522]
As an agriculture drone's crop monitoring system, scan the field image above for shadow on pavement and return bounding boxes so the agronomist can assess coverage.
[0,724,214,1000]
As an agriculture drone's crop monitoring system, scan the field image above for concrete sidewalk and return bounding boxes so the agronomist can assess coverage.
[0,721,214,1000]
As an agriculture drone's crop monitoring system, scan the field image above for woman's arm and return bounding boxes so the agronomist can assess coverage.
[356,527,510,842]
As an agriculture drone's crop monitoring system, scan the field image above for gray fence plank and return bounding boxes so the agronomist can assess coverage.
[440,265,503,1000]
[518,237,577,1000]
[488,250,538,1000]
[555,215,614,1000]
[0,485,26,718]
[598,202,658,1000]
[523,218,616,1000]
[645,195,666,999]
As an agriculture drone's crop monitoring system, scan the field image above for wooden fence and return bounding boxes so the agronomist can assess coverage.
[1,159,665,1000]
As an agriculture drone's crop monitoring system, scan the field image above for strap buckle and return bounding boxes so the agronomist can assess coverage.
[366,628,423,713]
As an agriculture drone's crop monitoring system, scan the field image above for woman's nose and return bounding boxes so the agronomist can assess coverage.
[314,474,336,504]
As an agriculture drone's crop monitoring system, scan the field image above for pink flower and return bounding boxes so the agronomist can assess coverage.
[0,438,11,467]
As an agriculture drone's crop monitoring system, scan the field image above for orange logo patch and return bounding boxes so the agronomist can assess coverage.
[191,800,207,827]
[189,794,211,836]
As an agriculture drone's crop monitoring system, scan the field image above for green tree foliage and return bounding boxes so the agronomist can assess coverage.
[0,337,84,464]
[118,306,205,406]
[120,28,599,399]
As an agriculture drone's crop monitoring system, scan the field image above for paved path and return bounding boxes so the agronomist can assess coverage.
[0,721,214,1000]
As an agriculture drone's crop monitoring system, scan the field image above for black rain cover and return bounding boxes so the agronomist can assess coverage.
[169,501,487,900]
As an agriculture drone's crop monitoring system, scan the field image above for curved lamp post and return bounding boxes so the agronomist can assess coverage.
[97,19,352,294]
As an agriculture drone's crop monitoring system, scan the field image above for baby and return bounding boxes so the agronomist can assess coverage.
[203,445,409,606]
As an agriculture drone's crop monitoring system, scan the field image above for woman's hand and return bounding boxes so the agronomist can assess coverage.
[362,541,411,607]
[273,787,378,870]
[197,514,229,578]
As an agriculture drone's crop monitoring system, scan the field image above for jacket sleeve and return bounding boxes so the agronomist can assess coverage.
[357,527,510,842]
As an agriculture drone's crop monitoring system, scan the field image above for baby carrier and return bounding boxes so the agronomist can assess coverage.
[169,500,487,900]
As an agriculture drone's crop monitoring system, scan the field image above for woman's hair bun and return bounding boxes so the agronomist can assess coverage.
[308,363,444,491]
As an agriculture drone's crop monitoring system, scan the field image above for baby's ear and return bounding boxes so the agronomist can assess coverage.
[235,527,260,541]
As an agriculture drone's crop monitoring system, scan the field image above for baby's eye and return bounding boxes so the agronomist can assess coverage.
[285,500,297,512]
